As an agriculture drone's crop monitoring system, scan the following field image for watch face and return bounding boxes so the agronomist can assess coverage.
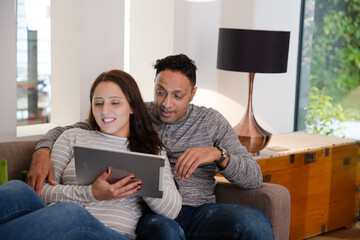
[217,146,228,163]
[222,149,229,159]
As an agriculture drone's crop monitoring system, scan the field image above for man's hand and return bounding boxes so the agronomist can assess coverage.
[26,148,56,195]
[92,167,142,200]
[174,147,225,179]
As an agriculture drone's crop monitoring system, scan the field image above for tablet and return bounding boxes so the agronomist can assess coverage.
[74,145,165,198]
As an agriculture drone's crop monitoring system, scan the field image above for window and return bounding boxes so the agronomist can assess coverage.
[16,0,51,126]
[296,0,360,140]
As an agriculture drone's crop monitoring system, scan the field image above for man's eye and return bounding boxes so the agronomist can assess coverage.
[157,90,165,96]
[174,95,183,99]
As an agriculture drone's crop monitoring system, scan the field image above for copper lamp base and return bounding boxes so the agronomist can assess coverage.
[234,73,271,156]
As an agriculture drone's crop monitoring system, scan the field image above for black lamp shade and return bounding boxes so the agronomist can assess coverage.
[217,28,290,73]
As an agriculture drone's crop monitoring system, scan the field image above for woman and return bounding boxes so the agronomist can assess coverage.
[41,69,182,239]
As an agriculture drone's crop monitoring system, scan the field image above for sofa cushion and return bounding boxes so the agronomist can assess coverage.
[0,141,35,180]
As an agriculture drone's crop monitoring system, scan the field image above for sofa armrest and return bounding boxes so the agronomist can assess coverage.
[0,141,35,181]
[214,177,290,240]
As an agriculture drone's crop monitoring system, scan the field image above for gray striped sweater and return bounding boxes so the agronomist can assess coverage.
[41,128,182,239]
[36,103,262,207]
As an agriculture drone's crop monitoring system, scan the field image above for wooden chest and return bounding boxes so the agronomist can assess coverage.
[255,132,360,239]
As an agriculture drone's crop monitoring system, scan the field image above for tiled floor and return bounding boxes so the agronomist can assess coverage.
[306,222,360,240]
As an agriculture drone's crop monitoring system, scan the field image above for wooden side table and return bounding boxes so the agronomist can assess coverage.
[254,131,360,240]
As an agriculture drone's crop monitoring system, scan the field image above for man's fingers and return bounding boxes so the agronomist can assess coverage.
[174,153,185,174]
[181,161,199,179]
[27,177,37,194]
[181,160,198,179]
[26,174,35,189]
[34,176,46,196]
[26,171,46,196]
[48,164,56,186]
[175,147,219,179]
[174,150,190,175]
[178,156,194,179]
[27,147,53,194]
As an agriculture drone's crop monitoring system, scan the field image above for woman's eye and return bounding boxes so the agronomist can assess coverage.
[94,102,103,106]
[112,101,120,105]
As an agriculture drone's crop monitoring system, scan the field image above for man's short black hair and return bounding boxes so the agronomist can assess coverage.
[154,54,197,87]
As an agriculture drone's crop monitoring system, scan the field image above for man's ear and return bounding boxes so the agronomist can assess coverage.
[189,87,197,102]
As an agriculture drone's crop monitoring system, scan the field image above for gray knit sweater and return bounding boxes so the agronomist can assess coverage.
[36,103,263,207]
[41,129,181,239]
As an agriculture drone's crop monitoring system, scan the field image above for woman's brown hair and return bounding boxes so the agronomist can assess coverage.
[88,69,164,155]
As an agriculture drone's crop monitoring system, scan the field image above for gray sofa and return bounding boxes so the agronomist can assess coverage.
[0,140,291,239]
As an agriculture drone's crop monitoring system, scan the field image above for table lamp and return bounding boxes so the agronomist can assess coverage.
[217,28,290,155]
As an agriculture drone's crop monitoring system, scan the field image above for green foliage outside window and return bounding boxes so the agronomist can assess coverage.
[306,0,360,135]
[306,86,354,137]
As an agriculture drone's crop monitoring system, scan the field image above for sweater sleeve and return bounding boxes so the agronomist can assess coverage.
[41,130,95,205]
[35,121,92,151]
[210,110,263,189]
[142,151,182,219]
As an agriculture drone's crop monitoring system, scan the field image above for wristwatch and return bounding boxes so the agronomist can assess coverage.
[215,146,229,165]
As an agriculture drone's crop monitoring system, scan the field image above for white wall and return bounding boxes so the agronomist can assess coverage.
[0,0,17,142]
[217,0,301,133]
[173,0,244,126]
[171,0,301,133]
[174,0,220,91]
[0,0,125,142]
[52,0,125,124]
[0,0,301,143]
[129,0,175,102]
[50,0,81,127]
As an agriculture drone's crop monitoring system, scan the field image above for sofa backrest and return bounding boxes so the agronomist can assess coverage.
[0,141,35,180]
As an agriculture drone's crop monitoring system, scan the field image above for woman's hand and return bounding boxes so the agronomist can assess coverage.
[92,167,142,200]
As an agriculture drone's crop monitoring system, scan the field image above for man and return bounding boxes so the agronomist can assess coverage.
[27,54,273,239]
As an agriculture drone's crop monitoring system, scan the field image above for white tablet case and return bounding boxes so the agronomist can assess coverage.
[74,145,165,198]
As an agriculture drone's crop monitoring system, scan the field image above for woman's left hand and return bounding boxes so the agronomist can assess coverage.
[92,167,142,200]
